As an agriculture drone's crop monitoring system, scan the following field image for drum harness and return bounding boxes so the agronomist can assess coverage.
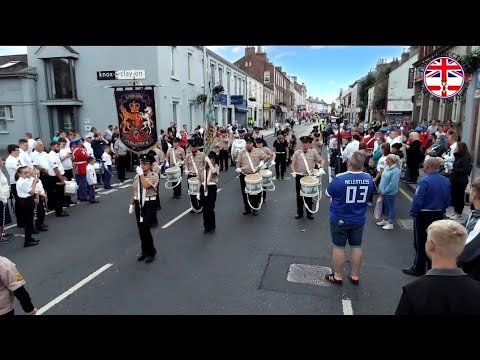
[245,151,264,211]
[188,154,202,213]
[164,148,182,189]
[299,152,322,214]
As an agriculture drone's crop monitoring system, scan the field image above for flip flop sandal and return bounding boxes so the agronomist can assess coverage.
[325,273,343,285]
[348,275,359,285]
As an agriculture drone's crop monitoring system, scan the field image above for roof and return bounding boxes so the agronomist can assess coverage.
[0,54,31,76]
[0,54,27,67]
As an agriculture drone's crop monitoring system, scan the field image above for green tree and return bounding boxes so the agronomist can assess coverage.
[358,72,376,122]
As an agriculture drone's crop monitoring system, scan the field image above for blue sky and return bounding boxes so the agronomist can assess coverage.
[0,45,407,103]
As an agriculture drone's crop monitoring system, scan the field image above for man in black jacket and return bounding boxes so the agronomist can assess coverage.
[395,219,480,315]
[457,179,480,280]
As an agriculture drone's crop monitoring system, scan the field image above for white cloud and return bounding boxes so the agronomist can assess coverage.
[231,47,241,54]
[0,46,27,56]
[309,46,346,50]
[328,80,336,85]
[274,51,295,59]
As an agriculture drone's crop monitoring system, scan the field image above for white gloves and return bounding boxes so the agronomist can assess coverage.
[136,166,143,176]
[129,204,134,214]
[271,161,276,166]
[184,170,190,176]
[235,168,242,173]
[318,168,326,176]
[258,161,265,169]
[292,172,297,178]
[165,161,170,168]
[177,160,184,166]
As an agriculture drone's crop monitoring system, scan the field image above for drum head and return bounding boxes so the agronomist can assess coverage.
[259,169,272,177]
[245,174,262,182]
[166,166,179,173]
[188,177,198,184]
[300,176,319,185]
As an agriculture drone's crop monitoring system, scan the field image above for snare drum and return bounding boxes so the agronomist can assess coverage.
[64,180,78,196]
[188,177,200,196]
[231,139,246,162]
[259,169,273,187]
[300,176,320,197]
[165,166,181,183]
[244,174,263,195]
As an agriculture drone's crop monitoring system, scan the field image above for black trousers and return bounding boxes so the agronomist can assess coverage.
[188,174,202,210]
[35,197,46,229]
[408,163,419,183]
[296,175,313,216]
[172,167,183,198]
[275,153,287,178]
[412,211,444,274]
[18,197,34,242]
[200,184,217,231]
[219,149,229,171]
[156,183,161,211]
[451,180,468,214]
[0,309,14,317]
[10,184,24,227]
[134,200,157,256]
[239,174,260,213]
[63,169,74,205]
[49,176,65,216]
[43,173,55,210]
[117,155,127,181]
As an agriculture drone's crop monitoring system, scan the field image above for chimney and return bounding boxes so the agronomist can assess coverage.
[245,46,255,56]
[400,51,409,64]
[257,46,263,53]
[277,66,282,73]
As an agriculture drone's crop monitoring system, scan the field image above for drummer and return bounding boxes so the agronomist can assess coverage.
[165,138,185,199]
[130,153,159,263]
[311,133,324,156]
[236,135,270,216]
[230,128,246,166]
[184,140,206,214]
[291,136,325,220]
[255,138,275,203]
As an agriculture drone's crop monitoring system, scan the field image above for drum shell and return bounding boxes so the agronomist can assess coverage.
[300,176,320,197]
[188,177,200,195]
[244,174,263,195]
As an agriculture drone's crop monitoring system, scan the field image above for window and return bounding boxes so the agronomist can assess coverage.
[171,46,176,77]
[226,71,231,93]
[234,75,238,94]
[0,105,13,132]
[218,66,223,86]
[211,62,216,84]
[46,58,76,99]
[172,102,179,126]
[189,103,195,130]
[245,61,248,67]
[187,52,193,81]
[249,81,252,96]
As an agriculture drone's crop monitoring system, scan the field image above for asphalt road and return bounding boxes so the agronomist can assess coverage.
[2,123,422,315]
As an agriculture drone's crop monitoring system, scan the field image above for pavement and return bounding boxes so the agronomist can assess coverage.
[1,122,428,315]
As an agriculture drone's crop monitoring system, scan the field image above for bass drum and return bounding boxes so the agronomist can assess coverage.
[231,139,246,162]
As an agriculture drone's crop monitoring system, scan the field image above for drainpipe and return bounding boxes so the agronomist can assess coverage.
[203,46,207,128]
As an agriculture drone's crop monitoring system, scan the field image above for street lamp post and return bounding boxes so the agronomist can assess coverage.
[336,104,345,176]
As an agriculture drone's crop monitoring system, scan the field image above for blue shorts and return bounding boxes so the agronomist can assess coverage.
[330,222,364,248]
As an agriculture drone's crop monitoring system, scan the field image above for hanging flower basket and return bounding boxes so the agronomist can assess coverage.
[196,94,207,105]
[460,49,480,75]
[213,84,224,94]
[248,97,256,102]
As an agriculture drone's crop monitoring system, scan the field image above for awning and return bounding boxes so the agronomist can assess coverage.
[276,105,287,113]
[235,107,248,113]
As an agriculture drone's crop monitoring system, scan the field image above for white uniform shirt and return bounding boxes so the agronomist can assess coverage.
[86,164,97,185]
[5,155,26,184]
[59,147,73,170]
[16,177,34,198]
[0,171,10,203]
[47,151,65,177]
[19,149,33,169]
[101,152,112,167]
[30,151,51,174]
[84,141,94,157]
[27,139,35,154]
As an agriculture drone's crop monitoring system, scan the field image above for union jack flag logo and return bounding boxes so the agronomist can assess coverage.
[423,56,465,99]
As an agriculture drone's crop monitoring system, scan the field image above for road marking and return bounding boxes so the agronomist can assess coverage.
[118,184,131,189]
[399,188,413,202]
[161,188,222,229]
[36,263,113,315]
[342,298,353,315]
[111,183,120,187]
[124,179,133,183]
[100,189,118,195]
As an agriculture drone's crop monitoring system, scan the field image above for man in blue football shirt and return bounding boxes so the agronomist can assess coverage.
[325,151,374,285]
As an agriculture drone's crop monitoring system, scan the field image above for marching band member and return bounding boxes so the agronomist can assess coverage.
[199,152,219,233]
[236,135,270,216]
[272,132,289,179]
[148,149,164,212]
[130,154,159,264]
[215,130,230,171]
[165,138,185,199]
[230,128,246,166]
[255,138,275,203]
[311,133,324,154]
[184,140,206,214]
[291,136,324,220]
